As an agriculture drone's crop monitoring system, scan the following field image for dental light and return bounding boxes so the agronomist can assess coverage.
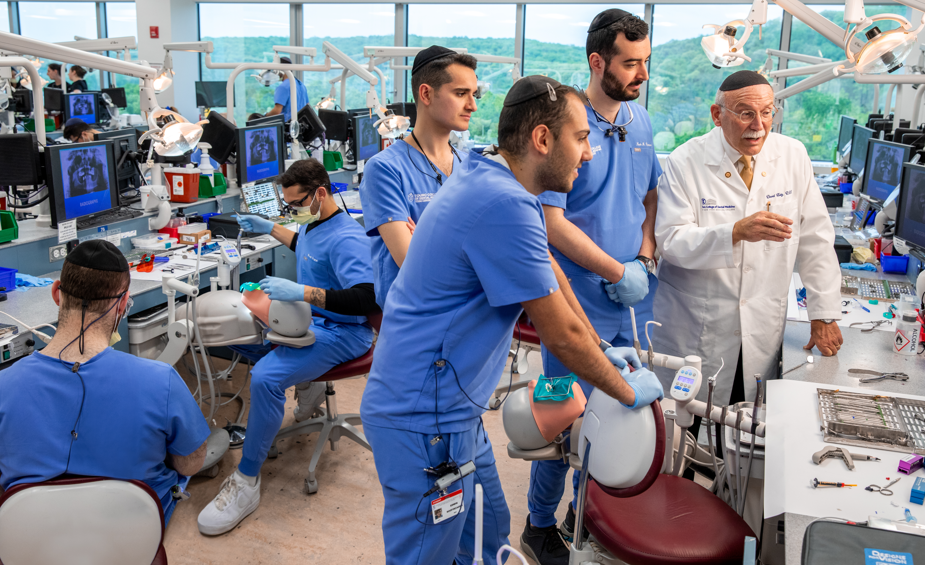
[153,53,174,93]
[701,21,754,68]
[144,108,206,156]
[253,68,280,87]
[837,14,925,75]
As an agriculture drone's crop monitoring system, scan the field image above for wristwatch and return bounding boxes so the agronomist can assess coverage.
[636,255,656,274]
[599,339,612,352]
[819,319,835,324]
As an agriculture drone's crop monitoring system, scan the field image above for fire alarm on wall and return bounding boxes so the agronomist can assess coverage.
[149,26,159,39]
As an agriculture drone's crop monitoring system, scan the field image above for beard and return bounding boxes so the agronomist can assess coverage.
[601,66,643,102]
[535,144,579,194]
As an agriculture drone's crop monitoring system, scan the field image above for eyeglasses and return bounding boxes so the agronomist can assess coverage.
[720,105,778,123]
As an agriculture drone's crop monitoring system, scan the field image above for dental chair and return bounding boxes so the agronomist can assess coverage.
[492,314,543,409]
[504,362,760,564]
[267,312,382,494]
[0,477,168,565]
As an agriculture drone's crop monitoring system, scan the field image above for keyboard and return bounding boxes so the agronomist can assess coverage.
[76,208,143,230]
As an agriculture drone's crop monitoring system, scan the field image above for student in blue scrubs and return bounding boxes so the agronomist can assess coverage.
[523,11,662,564]
[0,241,210,525]
[360,76,664,565]
[198,160,377,535]
[264,57,310,121]
[359,45,478,308]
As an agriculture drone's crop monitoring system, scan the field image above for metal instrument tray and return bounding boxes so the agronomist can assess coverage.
[817,389,925,456]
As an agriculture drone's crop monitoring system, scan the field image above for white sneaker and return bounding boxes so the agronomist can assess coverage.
[197,471,261,535]
[293,381,326,423]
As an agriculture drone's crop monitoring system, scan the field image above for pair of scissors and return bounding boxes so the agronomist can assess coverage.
[866,477,901,495]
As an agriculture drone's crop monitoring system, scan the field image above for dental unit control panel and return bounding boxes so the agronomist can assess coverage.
[671,366,702,402]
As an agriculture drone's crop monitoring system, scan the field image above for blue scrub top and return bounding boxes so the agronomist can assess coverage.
[361,153,559,434]
[296,209,374,325]
[359,139,470,309]
[273,78,310,121]
[0,348,211,514]
[539,102,661,269]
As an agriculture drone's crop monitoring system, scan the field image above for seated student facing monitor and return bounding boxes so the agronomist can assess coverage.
[62,117,100,143]
[0,241,211,524]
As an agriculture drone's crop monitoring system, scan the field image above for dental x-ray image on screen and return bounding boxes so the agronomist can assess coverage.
[69,94,96,123]
[871,144,902,186]
[63,145,110,198]
[244,127,280,183]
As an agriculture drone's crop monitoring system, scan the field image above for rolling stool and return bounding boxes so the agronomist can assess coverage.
[267,312,382,494]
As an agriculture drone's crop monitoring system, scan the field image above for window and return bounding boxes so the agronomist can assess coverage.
[303,4,395,113]
[782,5,911,161]
[648,4,783,152]
[408,4,517,143]
[1,2,9,33]
[106,2,141,115]
[19,2,101,91]
[198,3,289,124]
[525,4,644,91]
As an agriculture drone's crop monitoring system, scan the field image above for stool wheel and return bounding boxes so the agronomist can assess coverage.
[267,445,278,459]
[489,397,503,410]
[303,478,318,495]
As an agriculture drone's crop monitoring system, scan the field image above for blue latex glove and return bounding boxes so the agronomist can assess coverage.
[840,262,877,272]
[15,273,53,289]
[620,368,665,410]
[234,214,274,235]
[604,260,650,307]
[604,346,642,377]
[259,277,305,302]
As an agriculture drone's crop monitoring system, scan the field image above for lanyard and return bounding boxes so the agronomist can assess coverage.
[409,131,461,186]
[584,93,635,142]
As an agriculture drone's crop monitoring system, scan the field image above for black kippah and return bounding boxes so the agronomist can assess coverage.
[279,56,292,65]
[65,240,129,273]
[588,9,632,33]
[719,70,771,92]
[411,45,457,76]
[504,75,563,107]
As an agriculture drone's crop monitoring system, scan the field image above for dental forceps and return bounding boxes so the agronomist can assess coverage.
[849,319,892,333]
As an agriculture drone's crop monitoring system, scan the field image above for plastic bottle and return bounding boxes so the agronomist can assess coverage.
[198,142,215,189]
[894,311,920,356]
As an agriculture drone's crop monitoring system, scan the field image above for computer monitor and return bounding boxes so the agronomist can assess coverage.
[0,133,42,187]
[246,113,286,128]
[11,89,33,114]
[94,129,141,195]
[319,109,349,141]
[901,131,925,147]
[101,87,127,108]
[296,104,326,146]
[236,123,285,185]
[871,119,893,135]
[45,140,119,228]
[849,125,875,174]
[64,92,100,126]
[866,114,885,128]
[387,102,417,129]
[195,81,228,108]
[351,113,381,163]
[837,115,856,156]
[896,162,925,255]
[199,111,238,164]
[861,139,911,203]
[43,87,64,112]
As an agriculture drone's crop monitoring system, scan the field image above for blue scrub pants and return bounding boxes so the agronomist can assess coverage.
[365,421,511,565]
[527,286,655,528]
[230,316,372,477]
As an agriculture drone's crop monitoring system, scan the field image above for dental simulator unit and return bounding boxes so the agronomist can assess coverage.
[503,306,765,565]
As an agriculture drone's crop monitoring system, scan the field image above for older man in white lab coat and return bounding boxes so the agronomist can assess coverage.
[652,70,843,411]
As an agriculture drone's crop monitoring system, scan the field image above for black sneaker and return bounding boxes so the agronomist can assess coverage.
[520,516,570,565]
[559,503,588,543]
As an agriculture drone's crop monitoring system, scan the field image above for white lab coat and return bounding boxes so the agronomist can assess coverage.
[652,127,842,405]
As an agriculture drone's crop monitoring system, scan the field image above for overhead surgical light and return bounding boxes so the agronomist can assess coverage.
[837,14,925,75]
[253,68,280,87]
[375,111,411,139]
[701,21,753,69]
[153,54,174,93]
[144,108,206,156]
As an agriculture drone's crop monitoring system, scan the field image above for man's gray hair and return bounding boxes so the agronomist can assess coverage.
[715,89,726,107]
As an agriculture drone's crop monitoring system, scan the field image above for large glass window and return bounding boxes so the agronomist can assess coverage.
[20,2,100,91]
[648,4,783,152]
[1,2,9,33]
[198,3,289,124]
[303,4,395,113]
[106,2,141,115]
[782,5,911,161]
[408,4,517,143]
[525,4,644,90]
